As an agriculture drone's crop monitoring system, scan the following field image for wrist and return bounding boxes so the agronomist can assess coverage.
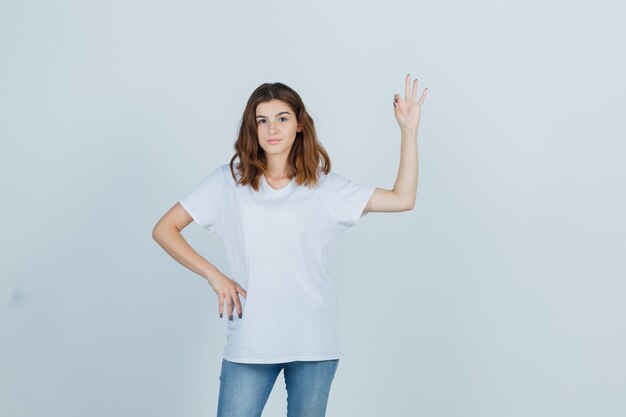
[400,128,417,137]
[202,266,220,283]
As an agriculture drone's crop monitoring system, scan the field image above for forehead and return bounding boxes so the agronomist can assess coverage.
[255,99,293,116]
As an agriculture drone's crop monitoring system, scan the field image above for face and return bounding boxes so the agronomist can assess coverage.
[255,99,302,157]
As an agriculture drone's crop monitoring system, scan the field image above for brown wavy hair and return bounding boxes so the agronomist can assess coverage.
[228,82,331,192]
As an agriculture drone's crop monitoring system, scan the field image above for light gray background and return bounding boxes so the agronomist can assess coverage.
[1,0,624,416]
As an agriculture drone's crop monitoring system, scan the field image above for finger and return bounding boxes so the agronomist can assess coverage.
[219,293,224,318]
[226,293,233,320]
[393,93,400,108]
[412,79,418,101]
[234,290,243,318]
[239,286,248,299]
[417,88,428,106]
[404,73,410,100]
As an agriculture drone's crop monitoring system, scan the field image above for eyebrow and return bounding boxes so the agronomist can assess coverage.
[255,111,291,119]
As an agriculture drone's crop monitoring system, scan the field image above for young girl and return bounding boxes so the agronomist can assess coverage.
[152,74,427,417]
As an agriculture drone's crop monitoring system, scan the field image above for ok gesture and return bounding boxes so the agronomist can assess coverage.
[393,73,428,134]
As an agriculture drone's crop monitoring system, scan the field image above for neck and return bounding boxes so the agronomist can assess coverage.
[265,155,293,179]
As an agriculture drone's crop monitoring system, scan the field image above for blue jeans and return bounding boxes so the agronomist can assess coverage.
[216,358,339,417]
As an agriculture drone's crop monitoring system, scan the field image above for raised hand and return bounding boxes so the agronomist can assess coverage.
[393,73,428,134]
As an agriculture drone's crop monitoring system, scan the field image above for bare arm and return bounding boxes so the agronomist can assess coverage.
[364,130,419,212]
[152,203,220,281]
[152,202,247,319]
[364,74,428,213]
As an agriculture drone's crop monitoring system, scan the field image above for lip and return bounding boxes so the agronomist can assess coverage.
[268,139,281,144]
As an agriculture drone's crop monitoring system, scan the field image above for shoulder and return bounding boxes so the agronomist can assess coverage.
[218,163,244,188]
[204,164,227,182]
[216,163,235,182]
[321,170,351,189]
[192,164,229,191]
[312,169,337,191]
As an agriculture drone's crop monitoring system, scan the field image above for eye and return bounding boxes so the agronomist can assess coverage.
[279,117,288,122]
[257,119,265,124]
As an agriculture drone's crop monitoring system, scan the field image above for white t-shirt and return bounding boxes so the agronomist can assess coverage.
[179,163,375,364]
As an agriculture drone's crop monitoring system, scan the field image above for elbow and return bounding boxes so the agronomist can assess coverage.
[152,223,165,243]
[393,191,415,212]
[152,221,183,243]
[151,226,160,243]
[405,192,417,211]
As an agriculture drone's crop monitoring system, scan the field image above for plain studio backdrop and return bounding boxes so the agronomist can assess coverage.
[1,1,624,416]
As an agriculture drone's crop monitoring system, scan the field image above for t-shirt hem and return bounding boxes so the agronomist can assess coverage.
[357,185,376,222]
[222,352,343,364]
[178,199,205,228]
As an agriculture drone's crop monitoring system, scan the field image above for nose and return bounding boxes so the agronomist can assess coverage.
[268,121,279,133]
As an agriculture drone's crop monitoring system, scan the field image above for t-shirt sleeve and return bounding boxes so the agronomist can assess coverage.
[326,171,376,234]
[178,166,224,234]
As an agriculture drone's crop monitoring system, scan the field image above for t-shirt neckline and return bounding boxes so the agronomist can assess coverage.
[262,174,296,193]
